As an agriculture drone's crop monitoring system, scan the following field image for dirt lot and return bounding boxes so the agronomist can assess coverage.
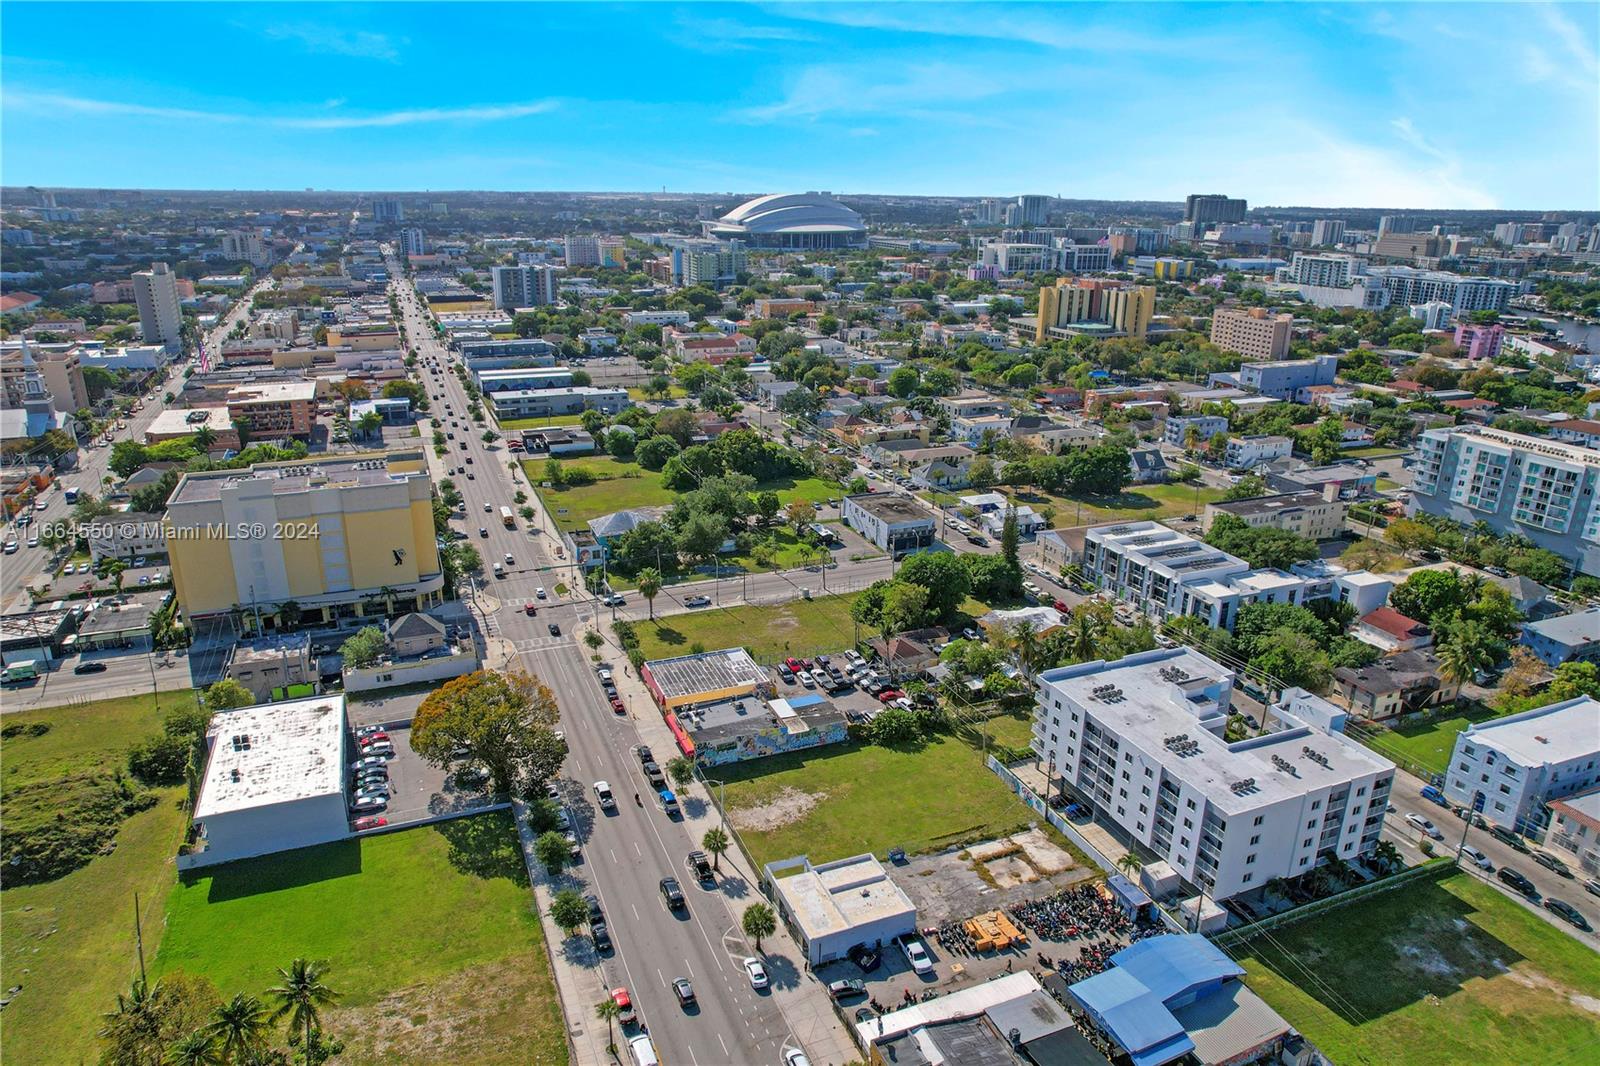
[894,828,1097,927]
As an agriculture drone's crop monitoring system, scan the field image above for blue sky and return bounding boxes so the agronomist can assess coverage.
[3,2,1596,208]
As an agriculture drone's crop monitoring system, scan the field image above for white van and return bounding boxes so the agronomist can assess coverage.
[627,1035,659,1066]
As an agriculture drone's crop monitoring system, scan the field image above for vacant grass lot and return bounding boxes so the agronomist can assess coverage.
[1235,871,1600,1066]
[607,526,830,589]
[1,691,196,1066]
[632,594,859,662]
[499,413,587,430]
[999,482,1226,525]
[1354,703,1506,776]
[529,454,838,533]
[720,734,1038,867]
[155,814,565,1066]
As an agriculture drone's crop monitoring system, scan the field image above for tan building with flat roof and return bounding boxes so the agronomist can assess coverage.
[226,381,317,439]
[35,347,89,413]
[1210,307,1293,361]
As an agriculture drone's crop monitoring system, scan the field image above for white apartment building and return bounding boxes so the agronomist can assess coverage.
[132,262,184,348]
[564,235,601,266]
[624,310,693,327]
[1165,415,1229,447]
[490,264,556,310]
[1282,253,1360,289]
[1443,697,1600,833]
[1080,522,1310,633]
[1310,219,1346,247]
[1224,435,1293,469]
[1201,488,1348,541]
[1409,301,1455,330]
[400,227,426,256]
[219,230,270,267]
[1034,648,1395,900]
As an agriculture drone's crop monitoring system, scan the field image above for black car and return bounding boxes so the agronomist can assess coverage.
[590,920,612,952]
[637,745,654,767]
[672,977,696,1007]
[688,851,713,881]
[73,661,107,674]
[1543,898,1592,931]
[642,761,665,787]
[847,944,881,972]
[548,623,561,636]
[660,876,686,910]
[584,894,604,923]
[1499,867,1539,898]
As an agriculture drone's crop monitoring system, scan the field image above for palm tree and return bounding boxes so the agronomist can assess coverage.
[267,959,339,1062]
[594,997,623,1052]
[742,902,777,952]
[165,1030,224,1066]
[1116,852,1143,876]
[637,567,663,621]
[1012,621,1041,683]
[207,993,270,1065]
[1067,610,1101,662]
[106,560,128,593]
[101,977,165,1066]
[1437,621,1493,687]
[702,826,731,872]
[192,424,218,452]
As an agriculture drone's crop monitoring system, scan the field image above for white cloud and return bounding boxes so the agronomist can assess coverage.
[769,4,1210,54]
[671,15,816,52]
[259,24,406,63]
[1527,3,1600,94]
[4,90,560,129]
[729,62,1027,127]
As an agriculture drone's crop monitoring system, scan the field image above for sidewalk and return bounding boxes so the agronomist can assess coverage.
[511,796,614,1066]
[584,620,862,1066]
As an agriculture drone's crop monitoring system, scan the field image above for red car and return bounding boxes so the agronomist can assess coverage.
[352,816,388,831]
[360,732,390,746]
[876,689,904,703]
[784,657,803,672]
[610,698,626,714]
[525,603,538,615]
[1053,599,1069,613]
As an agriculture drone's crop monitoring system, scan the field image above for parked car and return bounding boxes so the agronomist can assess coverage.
[778,665,795,683]
[1498,867,1539,898]
[1459,845,1494,871]
[783,1050,812,1066]
[688,850,713,881]
[742,956,769,990]
[642,761,665,787]
[609,986,635,1025]
[350,755,386,773]
[352,816,388,831]
[1533,851,1573,878]
[900,936,934,974]
[1405,813,1443,839]
[876,689,904,703]
[348,794,386,813]
[1542,898,1591,931]
[584,894,604,923]
[636,745,654,767]
[1586,877,1600,900]
[847,943,881,972]
[797,670,816,688]
[591,920,612,953]
[827,978,867,1001]
[1491,825,1531,852]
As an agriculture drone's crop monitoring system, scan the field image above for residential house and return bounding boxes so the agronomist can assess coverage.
[1353,606,1433,653]
[1129,446,1170,484]
[1331,650,1458,721]
[1520,608,1600,668]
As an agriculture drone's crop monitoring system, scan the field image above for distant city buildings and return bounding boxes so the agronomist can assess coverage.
[702,191,867,249]
[218,229,270,267]
[1310,219,1346,246]
[1035,278,1156,341]
[371,197,403,223]
[490,264,557,310]
[400,227,426,256]
[1185,193,1247,229]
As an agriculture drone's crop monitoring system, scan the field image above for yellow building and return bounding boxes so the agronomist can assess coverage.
[164,448,442,630]
[1102,285,1156,338]
[1035,281,1094,341]
[1035,278,1154,341]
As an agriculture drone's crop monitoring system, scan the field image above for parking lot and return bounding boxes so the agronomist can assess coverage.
[766,650,906,723]
[349,723,496,828]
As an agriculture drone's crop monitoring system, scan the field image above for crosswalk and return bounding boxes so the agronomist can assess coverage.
[511,633,573,653]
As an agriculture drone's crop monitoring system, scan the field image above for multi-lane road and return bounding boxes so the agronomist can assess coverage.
[389,264,811,1065]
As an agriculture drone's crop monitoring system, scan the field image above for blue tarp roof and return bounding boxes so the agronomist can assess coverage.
[1068,935,1244,1066]
[786,694,826,707]
[1111,934,1244,1003]
[1070,967,1193,1066]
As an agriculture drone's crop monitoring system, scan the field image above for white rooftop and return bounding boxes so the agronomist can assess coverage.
[194,695,345,818]
[1038,649,1394,815]
[1457,696,1600,767]
[857,972,1047,1044]
[773,853,916,942]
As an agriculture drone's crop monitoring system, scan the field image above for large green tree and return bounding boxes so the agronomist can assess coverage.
[411,670,566,796]
[894,551,972,623]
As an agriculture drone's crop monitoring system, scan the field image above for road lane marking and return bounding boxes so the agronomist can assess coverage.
[717,1033,729,1057]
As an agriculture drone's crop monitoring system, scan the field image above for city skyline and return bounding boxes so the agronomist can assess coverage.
[2,2,1597,208]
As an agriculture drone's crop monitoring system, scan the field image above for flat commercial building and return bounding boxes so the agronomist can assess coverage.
[164,448,443,628]
[1201,488,1347,540]
[1210,308,1293,361]
[673,693,848,767]
[1035,648,1395,900]
[146,406,239,450]
[1443,696,1600,833]
[190,695,349,867]
[226,381,317,439]
[641,647,772,710]
[475,366,573,392]
[840,492,936,555]
[1408,426,1600,578]
[487,386,628,419]
[766,853,917,965]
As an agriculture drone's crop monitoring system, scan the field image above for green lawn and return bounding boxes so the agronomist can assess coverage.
[631,593,859,662]
[1235,871,1600,1066]
[1342,445,1411,459]
[499,413,587,429]
[719,734,1041,867]
[155,815,566,1066]
[608,527,839,590]
[627,385,689,401]
[1002,482,1226,526]
[1,691,197,1066]
[530,454,838,534]
[1355,703,1506,776]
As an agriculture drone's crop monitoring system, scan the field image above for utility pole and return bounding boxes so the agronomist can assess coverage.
[133,891,147,984]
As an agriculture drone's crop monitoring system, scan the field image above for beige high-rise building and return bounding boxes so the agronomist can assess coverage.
[1036,277,1155,341]
[1210,307,1293,361]
[36,347,89,413]
[132,262,184,348]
